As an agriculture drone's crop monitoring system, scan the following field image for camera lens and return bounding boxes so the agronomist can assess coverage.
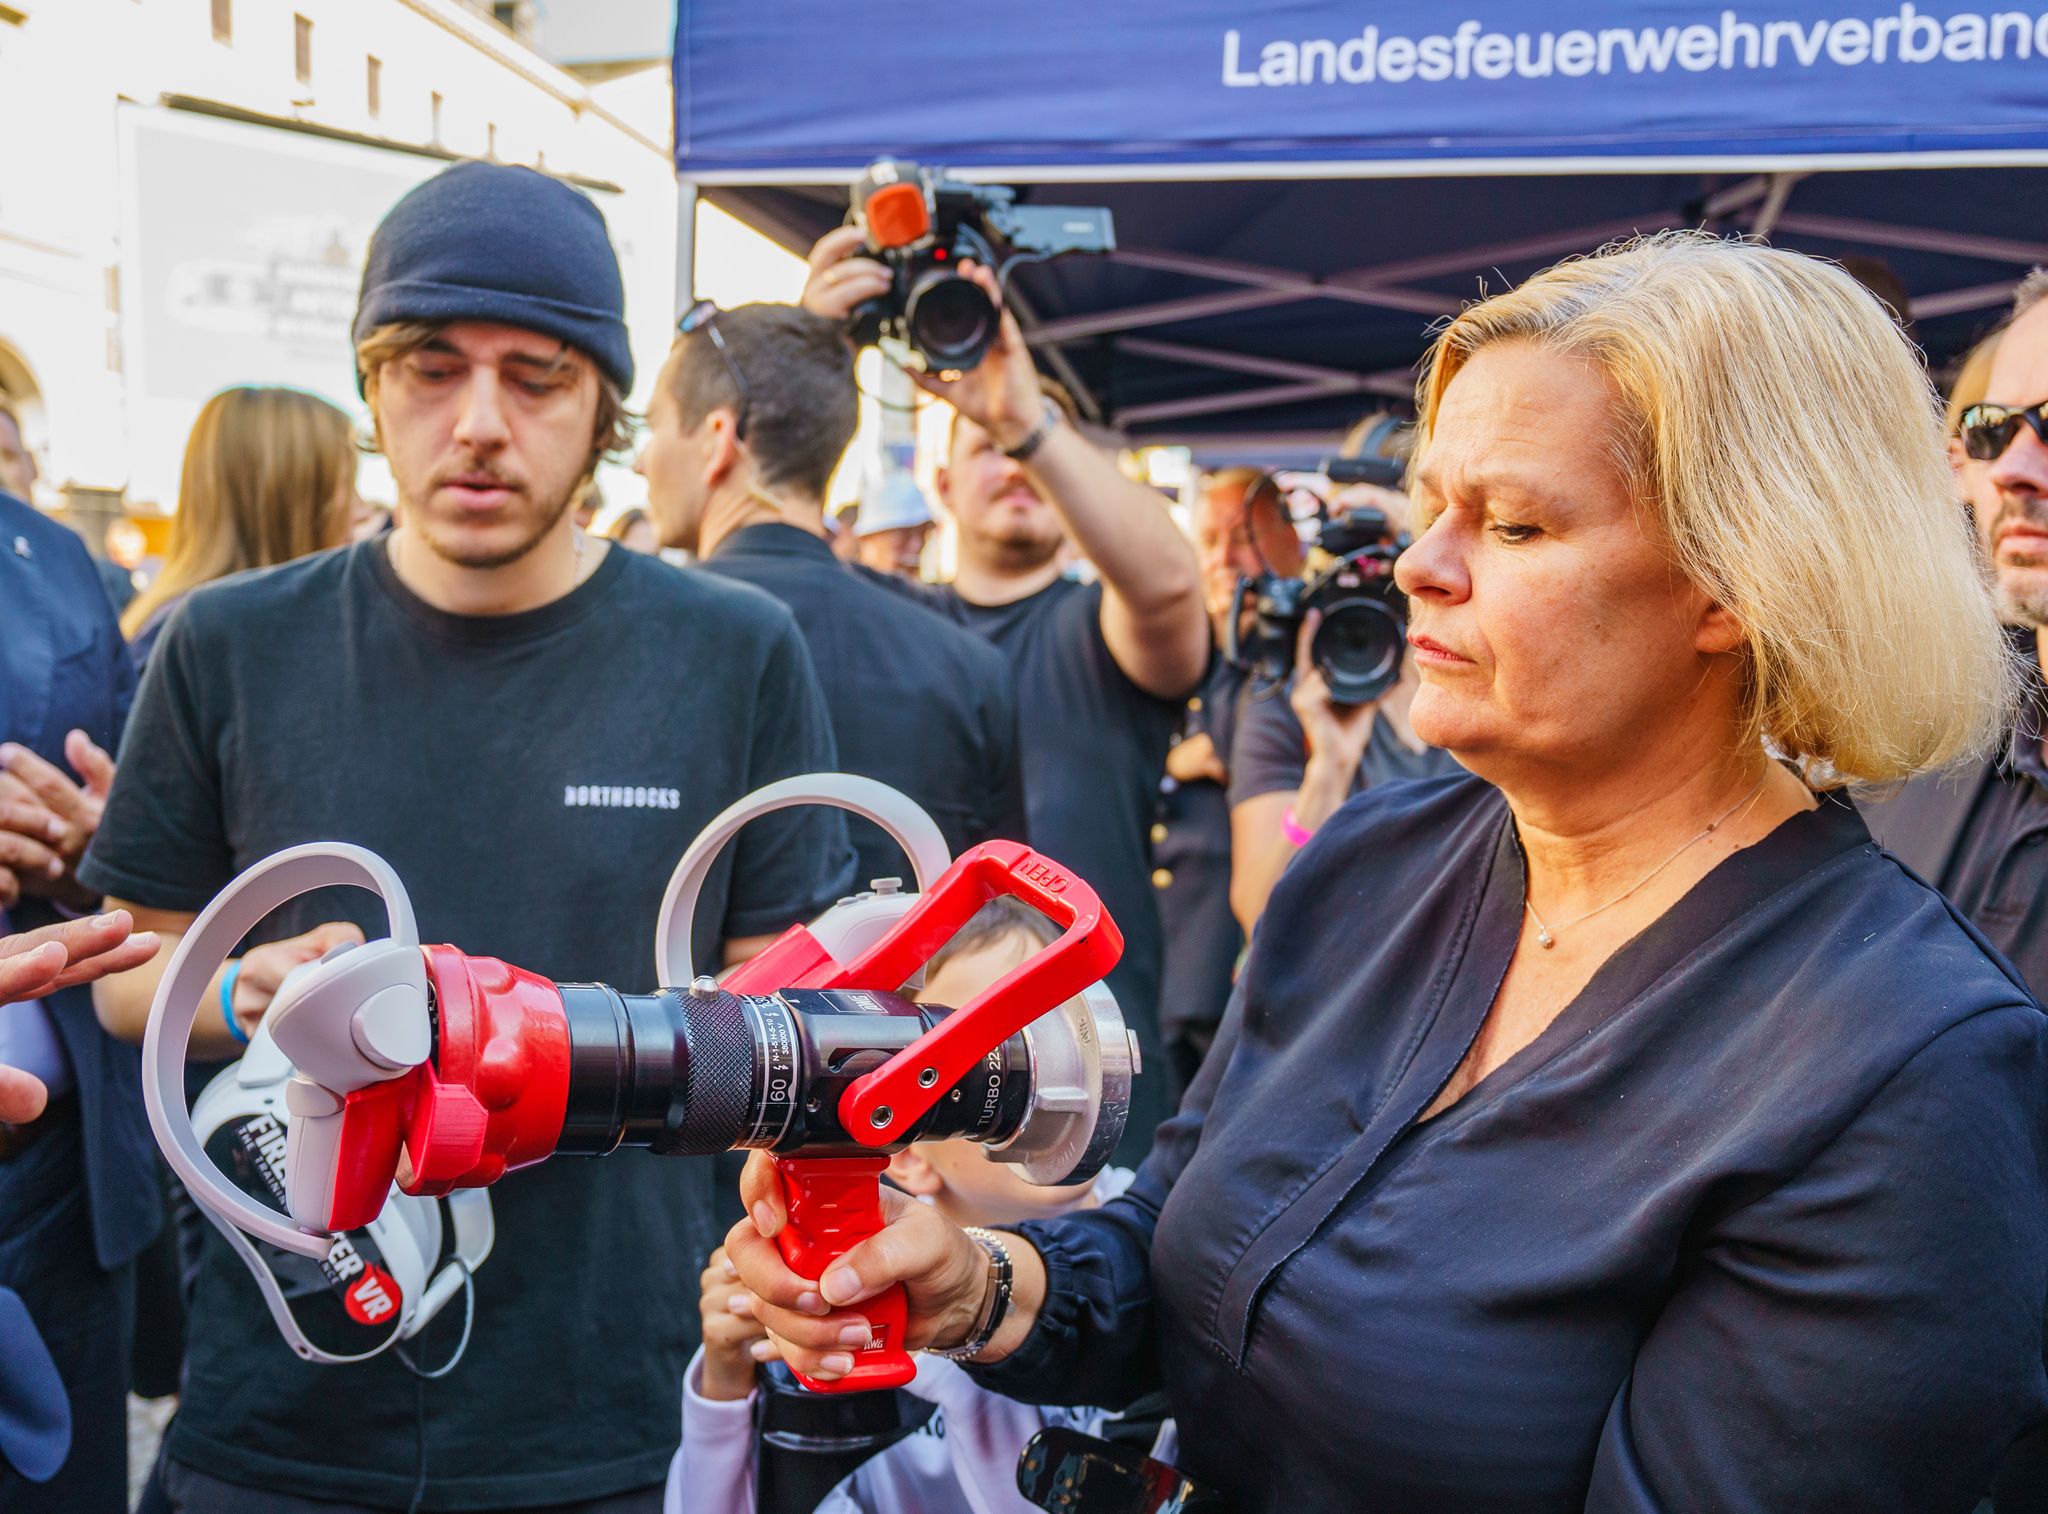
[904,270,995,370]
[1311,595,1406,706]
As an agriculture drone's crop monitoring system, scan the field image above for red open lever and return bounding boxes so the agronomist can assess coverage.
[724,841,1122,1392]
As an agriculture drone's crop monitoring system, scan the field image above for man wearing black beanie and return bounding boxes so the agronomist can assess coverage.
[86,161,855,1512]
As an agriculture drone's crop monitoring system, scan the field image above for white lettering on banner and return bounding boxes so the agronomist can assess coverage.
[1220,4,2048,86]
[1828,16,1873,62]
[1222,29,1258,85]
[1945,13,1988,57]
[562,784,683,811]
[1723,12,1762,66]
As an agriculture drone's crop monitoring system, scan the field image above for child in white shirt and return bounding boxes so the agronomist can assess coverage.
[664,900,1150,1514]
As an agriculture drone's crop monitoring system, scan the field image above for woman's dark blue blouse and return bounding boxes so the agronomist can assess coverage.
[972,774,2048,1512]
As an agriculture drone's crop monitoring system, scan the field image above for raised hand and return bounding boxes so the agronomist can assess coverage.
[0,910,160,1004]
[800,225,895,325]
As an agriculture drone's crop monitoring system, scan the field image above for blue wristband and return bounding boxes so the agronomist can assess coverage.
[220,960,249,1046]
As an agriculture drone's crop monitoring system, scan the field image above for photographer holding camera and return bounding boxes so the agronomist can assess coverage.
[804,228,1208,1154]
[1225,432,1456,930]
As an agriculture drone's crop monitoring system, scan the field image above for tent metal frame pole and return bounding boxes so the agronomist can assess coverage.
[1029,286,1314,346]
[1697,172,1797,221]
[675,179,699,323]
[1766,212,2048,267]
[1748,173,1801,240]
[1910,280,2024,320]
[1106,249,1459,315]
[1115,336,1370,388]
[1040,212,1688,347]
[1115,366,1413,428]
[1328,215,1681,289]
[682,153,2048,432]
[1002,282,1105,424]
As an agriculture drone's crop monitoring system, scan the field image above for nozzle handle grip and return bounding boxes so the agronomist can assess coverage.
[772,1156,914,1394]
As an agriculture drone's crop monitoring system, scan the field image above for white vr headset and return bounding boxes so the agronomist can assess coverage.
[188,1019,494,1367]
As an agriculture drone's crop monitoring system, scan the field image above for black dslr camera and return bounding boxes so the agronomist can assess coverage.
[846,158,1115,372]
[1225,452,1412,707]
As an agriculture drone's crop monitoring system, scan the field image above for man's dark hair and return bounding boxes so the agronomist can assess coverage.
[1840,256,1914,336]
[670,304,857,501]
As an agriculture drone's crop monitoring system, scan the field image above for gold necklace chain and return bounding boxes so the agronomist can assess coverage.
[1523,773,1769,950]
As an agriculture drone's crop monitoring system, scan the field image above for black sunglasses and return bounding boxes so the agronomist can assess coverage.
[677,299,751,442]
[1960,401,2048,462]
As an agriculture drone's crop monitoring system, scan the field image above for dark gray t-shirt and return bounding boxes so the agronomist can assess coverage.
[1921,659,2048,995]
[704,523,1027,889]
[916,577,1184,1159]
[1227,679,1458,811]
[81,539,853,1508]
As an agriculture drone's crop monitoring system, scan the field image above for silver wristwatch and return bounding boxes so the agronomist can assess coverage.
[925,1227,1015,1362]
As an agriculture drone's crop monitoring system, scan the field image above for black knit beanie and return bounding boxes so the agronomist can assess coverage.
[352,160,633,394]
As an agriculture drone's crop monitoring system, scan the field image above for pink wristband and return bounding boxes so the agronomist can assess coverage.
[1281,808,1315,848]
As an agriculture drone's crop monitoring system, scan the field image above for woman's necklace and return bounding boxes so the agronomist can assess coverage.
[1523,773,1770,949]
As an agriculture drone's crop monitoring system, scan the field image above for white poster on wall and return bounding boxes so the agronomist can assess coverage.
[117,104,623,513]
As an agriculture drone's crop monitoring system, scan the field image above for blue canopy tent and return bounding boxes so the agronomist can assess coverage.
[673,1,2048,447]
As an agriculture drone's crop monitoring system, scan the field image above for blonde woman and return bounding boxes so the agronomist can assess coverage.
[122,387,362,668]
[730,233,2048,1512]
[603,505,659,554]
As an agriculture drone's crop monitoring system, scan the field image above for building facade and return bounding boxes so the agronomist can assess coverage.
[0,0,678,534]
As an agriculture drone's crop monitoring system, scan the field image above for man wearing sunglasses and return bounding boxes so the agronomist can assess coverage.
[637,301,1026,889]
[81,163,852,1514]
[1864,261,2048,1514]
[1871,274,2048,1006]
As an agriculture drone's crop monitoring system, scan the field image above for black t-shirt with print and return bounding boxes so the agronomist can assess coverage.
[80,540,853,1509]
[919,576,1182,1156]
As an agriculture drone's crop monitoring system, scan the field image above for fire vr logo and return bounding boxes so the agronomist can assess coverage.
[342,1263,402,1325]
[239,1113,405,1325]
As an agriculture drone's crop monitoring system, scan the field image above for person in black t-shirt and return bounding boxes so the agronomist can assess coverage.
[1867,284,2048,997]
[802,233,1210,1156]
[1146,469,1267,1091]
[635,301,1026,888]
[1861,282,2048,1513]
[83,162,851,1514]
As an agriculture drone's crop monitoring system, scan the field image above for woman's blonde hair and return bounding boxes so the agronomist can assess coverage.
[603,506,649,543]
[1414,229,2015,787]
[122,387,355,638]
